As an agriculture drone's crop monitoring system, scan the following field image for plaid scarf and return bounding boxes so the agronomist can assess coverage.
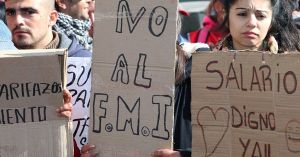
[55,12,93,51]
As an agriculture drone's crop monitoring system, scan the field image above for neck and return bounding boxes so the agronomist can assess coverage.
[232,41,263,51]
[34,29,54,49]
[45,31,60,49]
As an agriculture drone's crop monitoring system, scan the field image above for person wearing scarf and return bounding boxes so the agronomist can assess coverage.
[54,0,93,52]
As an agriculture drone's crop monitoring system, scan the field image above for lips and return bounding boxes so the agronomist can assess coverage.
[242,32,258,39]
[13,30,29,36]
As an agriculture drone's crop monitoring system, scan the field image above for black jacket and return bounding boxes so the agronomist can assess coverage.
[174,58,192,157]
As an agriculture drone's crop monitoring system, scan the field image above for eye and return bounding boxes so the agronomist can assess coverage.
[24,10,36,15]
[22,8,38,16]
[255,12,267,20]
[237,11,247,17]
[5,9,16,16]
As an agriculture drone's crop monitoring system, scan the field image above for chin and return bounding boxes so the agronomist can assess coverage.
[79,14,89,21]
[243,42,261,50]
[14,42,33,49]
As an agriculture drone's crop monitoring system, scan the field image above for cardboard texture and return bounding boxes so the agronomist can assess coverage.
[0,49,73,157]
[67,57,91,149]
[191,51,300,157]
[90,0,177,156]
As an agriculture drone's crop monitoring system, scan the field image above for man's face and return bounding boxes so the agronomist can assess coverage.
[65,0,91,20]
[5,0,55,49]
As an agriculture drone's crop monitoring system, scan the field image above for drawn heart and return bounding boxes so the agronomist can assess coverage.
[197,106,230,157]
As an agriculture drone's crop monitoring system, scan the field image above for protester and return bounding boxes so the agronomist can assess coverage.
[3,0,74,118]
[217,0,300,53]
[216,0,277,53]
[4,0,90,155]
[5,0,91,57]
[54,0,93,51]
[151,0,300,157]
[188,0,227,47]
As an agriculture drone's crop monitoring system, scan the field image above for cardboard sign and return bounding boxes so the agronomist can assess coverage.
[67,57,91,149]
[90,0,177,156]
[0,50,72,157]
[191,51,300,157]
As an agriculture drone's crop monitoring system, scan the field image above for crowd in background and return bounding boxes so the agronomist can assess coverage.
[1,0,300,157]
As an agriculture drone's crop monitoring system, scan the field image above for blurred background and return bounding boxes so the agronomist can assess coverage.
[179,0,210,39]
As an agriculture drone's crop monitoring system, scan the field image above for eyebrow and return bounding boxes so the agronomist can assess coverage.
[6,7,38,13]
[5,7,15,12]
[235,7,270,13]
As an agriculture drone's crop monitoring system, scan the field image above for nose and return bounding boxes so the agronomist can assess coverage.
[14,13,25,26]
[247,14,257,28]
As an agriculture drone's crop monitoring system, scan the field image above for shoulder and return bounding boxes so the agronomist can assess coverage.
[68,36,92,57]
[57,32,92,57]
[180,42,210,57]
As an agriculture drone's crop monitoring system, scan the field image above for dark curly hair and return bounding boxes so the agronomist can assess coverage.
[271,0,300,52]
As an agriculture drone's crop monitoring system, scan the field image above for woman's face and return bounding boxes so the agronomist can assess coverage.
[229,0,272,50]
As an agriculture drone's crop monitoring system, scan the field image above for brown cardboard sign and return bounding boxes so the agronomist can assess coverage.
[90,0,177,156]
[191,51,300,157]
[0,49,72,157]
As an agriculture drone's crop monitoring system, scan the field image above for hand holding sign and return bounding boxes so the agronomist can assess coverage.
[151,149,180,157]
[56,89,73,118]
[80,144,98,157]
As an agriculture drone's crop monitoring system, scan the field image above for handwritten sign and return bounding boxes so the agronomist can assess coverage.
[89,0,177,156]
[67,57,91,149]
[191,51,300,157]
[0,50,72,157]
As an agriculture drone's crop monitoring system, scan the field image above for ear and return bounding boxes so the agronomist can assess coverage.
[55,0,67,10]
[49,10,58,26]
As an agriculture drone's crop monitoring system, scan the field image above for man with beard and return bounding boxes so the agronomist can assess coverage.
[4,0,90,155]
[5,0,91,57]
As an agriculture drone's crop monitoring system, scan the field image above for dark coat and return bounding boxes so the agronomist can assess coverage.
[174,58,192,157]
[57,32,92,57]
